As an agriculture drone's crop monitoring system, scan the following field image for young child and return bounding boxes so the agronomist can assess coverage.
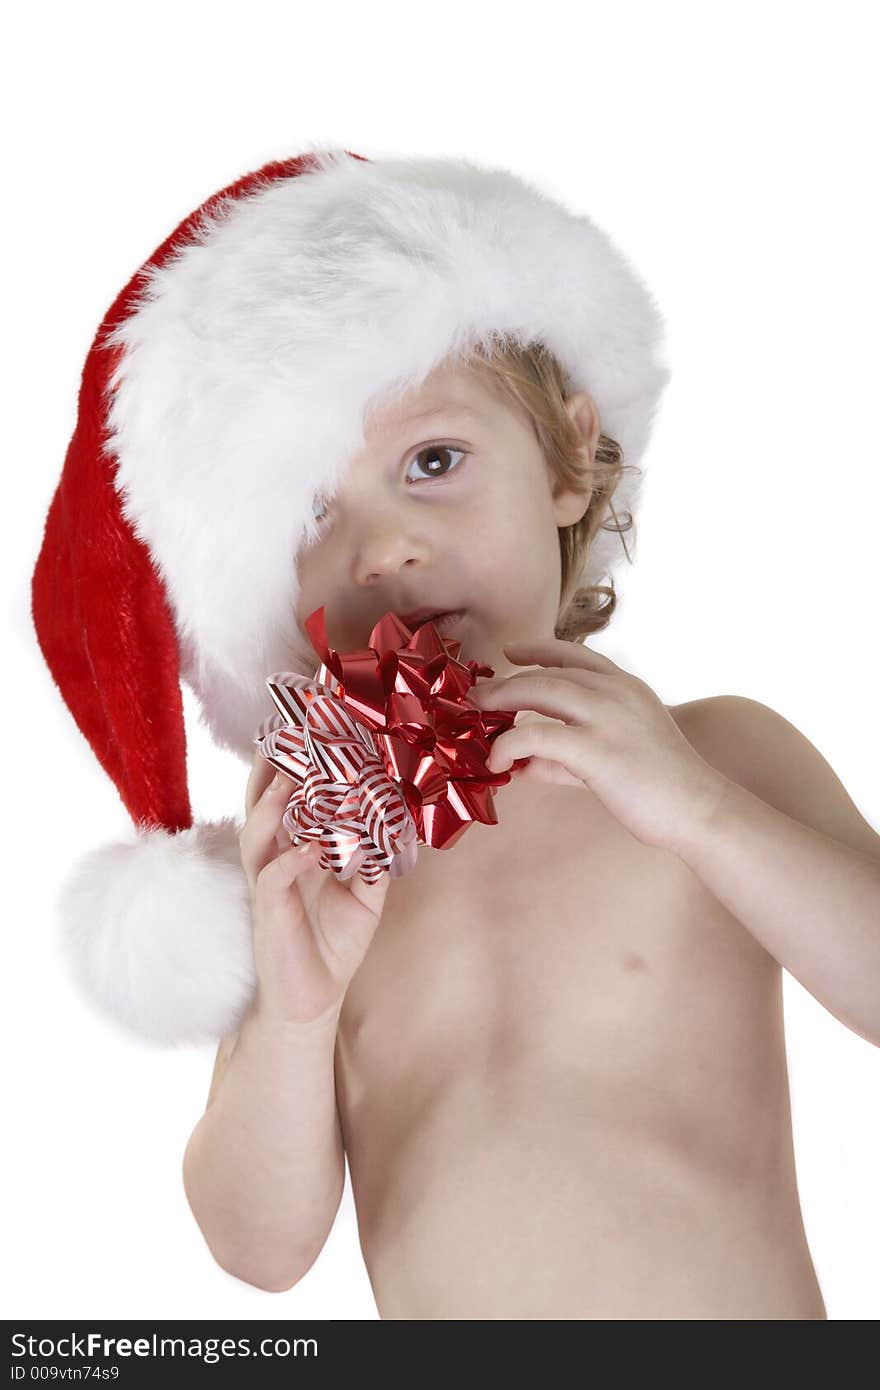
[32,147,880,1320]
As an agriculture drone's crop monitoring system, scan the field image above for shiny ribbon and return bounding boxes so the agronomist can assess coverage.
[253,605,521,883]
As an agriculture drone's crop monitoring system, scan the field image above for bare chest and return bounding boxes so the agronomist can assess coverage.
[331,730,816,1319]
[336,773,779,1129]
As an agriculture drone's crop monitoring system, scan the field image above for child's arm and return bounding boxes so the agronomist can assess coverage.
[181,749,390,1291]
[672,696,880,1048]
[182,998,344,1292]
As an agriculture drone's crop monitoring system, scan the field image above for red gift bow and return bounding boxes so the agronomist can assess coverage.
[253,605,522,883]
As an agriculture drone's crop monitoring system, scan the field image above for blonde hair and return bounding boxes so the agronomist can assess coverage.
[461,338,637,642]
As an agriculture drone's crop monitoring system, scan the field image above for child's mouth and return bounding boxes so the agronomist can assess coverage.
[403,610,466,636]
[433,610,466,636]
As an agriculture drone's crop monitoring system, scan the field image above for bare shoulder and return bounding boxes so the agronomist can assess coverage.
[667,695,880,862]
[665,696,765,791]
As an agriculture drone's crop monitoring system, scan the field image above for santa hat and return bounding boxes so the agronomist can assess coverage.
[31,144,671,1047]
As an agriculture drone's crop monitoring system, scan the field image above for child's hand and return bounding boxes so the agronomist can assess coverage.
[469,637,728,857]
[238,749,392,1026]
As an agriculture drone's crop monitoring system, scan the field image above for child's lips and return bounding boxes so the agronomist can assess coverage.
[401,609,466,635]
[432,610,466,635]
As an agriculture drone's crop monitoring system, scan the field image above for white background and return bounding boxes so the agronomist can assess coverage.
[3,0,878,1322]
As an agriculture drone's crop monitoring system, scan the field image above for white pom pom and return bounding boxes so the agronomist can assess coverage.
[55,818,256,1046]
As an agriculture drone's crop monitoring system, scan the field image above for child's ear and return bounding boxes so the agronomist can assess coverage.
[552,479,591,528]
[551,389,601,527]
[565,389,601,460]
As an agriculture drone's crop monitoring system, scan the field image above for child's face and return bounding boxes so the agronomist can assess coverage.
[295,357,596,677]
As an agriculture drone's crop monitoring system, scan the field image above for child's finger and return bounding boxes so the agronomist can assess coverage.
[342,861,394,916]
[256,839,322,899]
[239,776,297,889]
[245,747,276,817]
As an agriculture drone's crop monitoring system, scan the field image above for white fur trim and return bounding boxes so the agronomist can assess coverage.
[55,819,255,1046]
[102,146,671,759]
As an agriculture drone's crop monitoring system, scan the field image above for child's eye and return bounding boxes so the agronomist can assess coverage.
[310,499,335,539]
[309,445,468,530]
[405,444,469,484]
